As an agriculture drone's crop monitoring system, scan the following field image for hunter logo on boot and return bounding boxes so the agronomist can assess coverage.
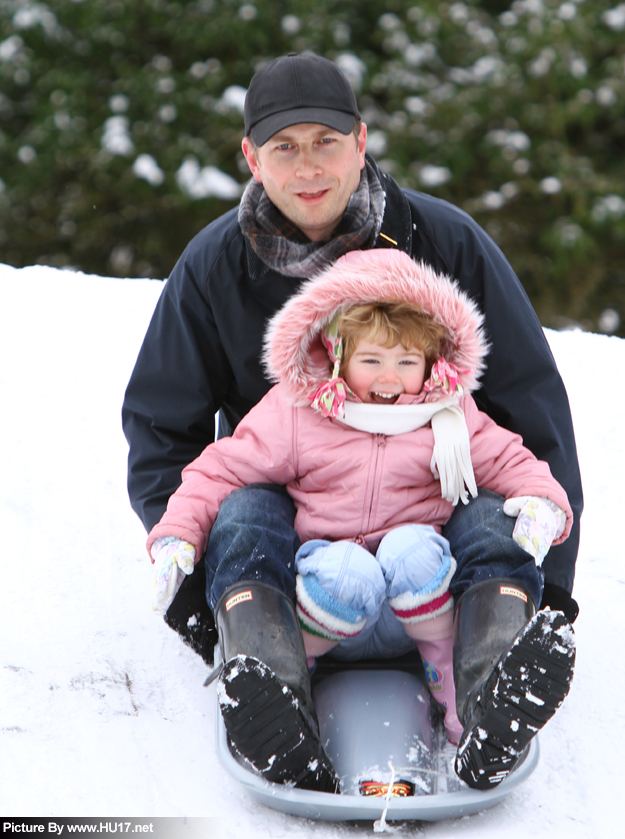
[225,590,253,611]
[499,585,528,602]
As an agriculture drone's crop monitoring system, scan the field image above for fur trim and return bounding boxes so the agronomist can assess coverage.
[263,250,489,406]
[388,557,457,624]
[296,574,367,641]
[390,590,454,624]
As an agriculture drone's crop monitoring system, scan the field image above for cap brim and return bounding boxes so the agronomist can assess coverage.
[250,108,357,146]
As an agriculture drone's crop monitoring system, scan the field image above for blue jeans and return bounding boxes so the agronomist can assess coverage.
[205,485,543,614]
[443,488,543,607]
[205,484,300,611]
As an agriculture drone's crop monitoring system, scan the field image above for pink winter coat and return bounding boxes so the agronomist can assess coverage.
[147,383,573,560]
[147,250,573,561]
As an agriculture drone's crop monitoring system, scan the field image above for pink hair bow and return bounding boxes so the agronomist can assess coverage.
[310,375,348,419]
[424,359,469,397]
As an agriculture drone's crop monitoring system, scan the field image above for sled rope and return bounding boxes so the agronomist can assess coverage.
[373,761,397,834]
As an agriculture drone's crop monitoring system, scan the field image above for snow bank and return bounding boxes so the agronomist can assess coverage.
[0,263,622,837]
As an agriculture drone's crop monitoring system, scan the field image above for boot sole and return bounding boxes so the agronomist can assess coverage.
[455,610,575,790]
[218,654,340,793]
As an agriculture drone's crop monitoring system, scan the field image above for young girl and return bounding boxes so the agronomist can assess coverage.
[147,249,572,747]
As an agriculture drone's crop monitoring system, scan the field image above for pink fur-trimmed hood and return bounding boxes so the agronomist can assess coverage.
[263,249,489,405]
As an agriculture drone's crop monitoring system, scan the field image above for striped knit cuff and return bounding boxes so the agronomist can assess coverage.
[296,574,367,642]
[388,557,457,624]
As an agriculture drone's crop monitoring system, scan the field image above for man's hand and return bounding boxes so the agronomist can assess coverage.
[503,496,567,566]
[151,536,196,614]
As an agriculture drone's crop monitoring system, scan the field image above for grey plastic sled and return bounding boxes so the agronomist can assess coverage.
[214,657,539,822]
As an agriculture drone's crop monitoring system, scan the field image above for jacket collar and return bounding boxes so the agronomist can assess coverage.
[366,155,413,255]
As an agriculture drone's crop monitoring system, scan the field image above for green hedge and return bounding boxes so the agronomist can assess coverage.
[1,0,623,334]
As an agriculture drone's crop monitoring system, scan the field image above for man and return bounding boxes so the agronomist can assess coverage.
[122,53,582,792]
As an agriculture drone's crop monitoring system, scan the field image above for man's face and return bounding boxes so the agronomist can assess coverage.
[241,122,367,243]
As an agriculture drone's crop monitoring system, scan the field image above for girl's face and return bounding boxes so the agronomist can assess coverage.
[342,338,427,404]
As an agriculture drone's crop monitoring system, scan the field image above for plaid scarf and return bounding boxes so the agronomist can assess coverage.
[238,160,385,278]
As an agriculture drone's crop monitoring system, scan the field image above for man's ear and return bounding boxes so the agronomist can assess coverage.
[357,123,367,170]
[241,136,263,183]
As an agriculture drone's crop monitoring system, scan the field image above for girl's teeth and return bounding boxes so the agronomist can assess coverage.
[371,392,400,404]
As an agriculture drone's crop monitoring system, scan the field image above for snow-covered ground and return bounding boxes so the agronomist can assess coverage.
[0,263,622,837]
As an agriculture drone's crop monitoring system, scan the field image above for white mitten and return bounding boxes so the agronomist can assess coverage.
[151,536,196,613]
[503,496,567,566]
[430,406,478,506]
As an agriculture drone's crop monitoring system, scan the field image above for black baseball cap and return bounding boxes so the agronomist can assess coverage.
[244,53,361,146]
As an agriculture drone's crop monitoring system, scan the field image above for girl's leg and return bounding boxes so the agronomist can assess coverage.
[377,525,462,743]
[295,539,386,668]
[404,615,463,744]
[300,633,337,670]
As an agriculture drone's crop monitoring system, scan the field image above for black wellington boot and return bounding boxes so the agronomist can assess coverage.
[453,579,576,790]
[214,581,341,793]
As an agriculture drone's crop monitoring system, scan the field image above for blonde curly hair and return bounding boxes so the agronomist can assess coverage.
[339,301,446,379]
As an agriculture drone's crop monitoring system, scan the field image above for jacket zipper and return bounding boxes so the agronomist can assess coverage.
[364,434,387,535]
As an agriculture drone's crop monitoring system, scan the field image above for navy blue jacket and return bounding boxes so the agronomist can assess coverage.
[122,158,582,594]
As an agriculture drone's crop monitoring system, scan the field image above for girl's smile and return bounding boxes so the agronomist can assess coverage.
[343,339,427,404]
